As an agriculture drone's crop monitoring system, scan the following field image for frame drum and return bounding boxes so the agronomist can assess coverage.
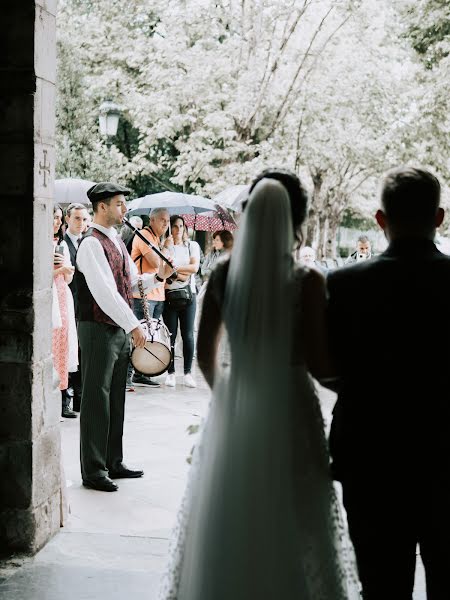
[131,318,172,376]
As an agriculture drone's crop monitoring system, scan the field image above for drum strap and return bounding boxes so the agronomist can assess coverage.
[138,276,152,331]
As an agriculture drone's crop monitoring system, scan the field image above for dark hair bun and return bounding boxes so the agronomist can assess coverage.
[248,169,308,234]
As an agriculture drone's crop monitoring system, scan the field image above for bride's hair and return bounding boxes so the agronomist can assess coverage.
[246,169,308,242]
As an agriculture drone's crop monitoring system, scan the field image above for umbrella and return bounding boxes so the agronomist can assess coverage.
[126,192,216,216]
[54,178,95,207]
[182,209,237,232]
[127,191,237,231]
[212,185,249,212]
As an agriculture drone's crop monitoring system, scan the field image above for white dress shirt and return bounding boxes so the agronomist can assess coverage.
[76,223,163,333]
[65,229,81,249]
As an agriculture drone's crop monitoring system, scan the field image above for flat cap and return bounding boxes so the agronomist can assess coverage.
[87,182,131,203]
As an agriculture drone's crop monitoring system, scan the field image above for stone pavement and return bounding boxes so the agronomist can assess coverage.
[0,368,427,599]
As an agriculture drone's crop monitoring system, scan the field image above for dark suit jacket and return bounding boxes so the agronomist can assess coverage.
[327,238,450,481]
[64,233,79,313]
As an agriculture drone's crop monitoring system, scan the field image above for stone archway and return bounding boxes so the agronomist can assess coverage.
[0,1,60,553]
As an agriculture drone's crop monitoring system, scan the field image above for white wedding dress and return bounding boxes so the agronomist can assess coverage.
[158,179,360,600]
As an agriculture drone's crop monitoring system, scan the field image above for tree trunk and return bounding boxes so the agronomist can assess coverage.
[304,210,315,247]
[327,217,339,259]
[317,214,328,259]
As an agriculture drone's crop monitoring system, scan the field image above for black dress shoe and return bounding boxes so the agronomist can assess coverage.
[72,397,81,412]
[82,476,118,492]
[62,406,77,418]
[108,464,144,479]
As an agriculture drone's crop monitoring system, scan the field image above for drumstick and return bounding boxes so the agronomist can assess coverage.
[143,345,167,365]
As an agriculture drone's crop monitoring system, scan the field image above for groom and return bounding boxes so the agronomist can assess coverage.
[327,166,450,599]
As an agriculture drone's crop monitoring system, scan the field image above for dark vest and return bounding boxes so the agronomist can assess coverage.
[76,228,133,327]
[63,232,79,314]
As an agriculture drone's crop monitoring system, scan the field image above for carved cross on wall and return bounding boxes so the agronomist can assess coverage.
[39,149,51,187]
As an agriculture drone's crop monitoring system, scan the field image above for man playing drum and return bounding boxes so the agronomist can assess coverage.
[76,182,174,492]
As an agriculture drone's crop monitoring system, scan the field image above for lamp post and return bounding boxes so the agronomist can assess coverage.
[98,99,121,148]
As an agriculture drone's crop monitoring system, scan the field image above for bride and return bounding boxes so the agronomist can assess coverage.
[159,170,360,600]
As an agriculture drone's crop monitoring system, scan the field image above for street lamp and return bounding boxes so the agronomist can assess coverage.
[98,99,121,147]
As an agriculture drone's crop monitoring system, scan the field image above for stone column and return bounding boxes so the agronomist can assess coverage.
[0,0,60,553]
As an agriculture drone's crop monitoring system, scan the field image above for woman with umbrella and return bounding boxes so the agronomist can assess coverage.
[163,215,201,388]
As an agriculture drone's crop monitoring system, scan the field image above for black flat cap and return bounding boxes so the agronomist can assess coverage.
[87,182,131,203]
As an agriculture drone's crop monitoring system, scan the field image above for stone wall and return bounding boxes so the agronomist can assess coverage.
[0,1,60,553]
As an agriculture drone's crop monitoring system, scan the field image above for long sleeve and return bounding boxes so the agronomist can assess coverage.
[128,254,164,295]
[76,236,141,334]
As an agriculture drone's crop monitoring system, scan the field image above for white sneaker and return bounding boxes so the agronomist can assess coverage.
[165,373,176,387]
[183,374,197,388]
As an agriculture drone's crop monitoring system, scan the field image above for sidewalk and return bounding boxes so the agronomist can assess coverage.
[0,370,426,599]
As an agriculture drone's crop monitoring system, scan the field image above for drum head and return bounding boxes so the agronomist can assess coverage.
[131,341,172,377]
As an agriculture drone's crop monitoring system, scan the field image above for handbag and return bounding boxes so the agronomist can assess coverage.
[165,284,193,309]
[165,241,195,309]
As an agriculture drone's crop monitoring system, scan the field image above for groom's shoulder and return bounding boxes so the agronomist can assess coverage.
[327,255,380,285]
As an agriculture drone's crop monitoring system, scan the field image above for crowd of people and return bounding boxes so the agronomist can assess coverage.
[51,197,235,416]
[51,165,448,600]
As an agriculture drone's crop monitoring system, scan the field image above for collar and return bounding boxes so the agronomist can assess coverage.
[66,230,81,246]
[92,222,119,240]
[383,238,439,258]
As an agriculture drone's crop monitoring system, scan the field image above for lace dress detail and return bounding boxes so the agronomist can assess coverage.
[52,271,69,390]
[159,263,360,600]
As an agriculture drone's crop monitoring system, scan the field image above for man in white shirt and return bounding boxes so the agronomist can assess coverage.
[64,203,89,414]
[76,182,173,492]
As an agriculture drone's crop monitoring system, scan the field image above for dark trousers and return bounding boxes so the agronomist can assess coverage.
[78,321,130,481]
[68,320,82,410]
[68,367,82,410]
[163,295,196,374]
[342,473,450,600]
[133,298,165,321]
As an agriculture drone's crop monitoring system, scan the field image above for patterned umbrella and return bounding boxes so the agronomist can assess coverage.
[182,212,237,232]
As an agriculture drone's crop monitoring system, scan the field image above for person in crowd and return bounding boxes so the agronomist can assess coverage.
[297,245,316,266]
[345,234,372,263]
[82,211,92,234]
[121,215,143,253]
[75,182,174,492]
[194,244,205,293]
[200,230,234,281]
[163,215,201,388]
[195,231,234,362]
[158,170,359,599]
[327,166,450,598]
[128,207,172,389]
[295,246,330,274]
[63,203,89,412]
[52,205,78,418]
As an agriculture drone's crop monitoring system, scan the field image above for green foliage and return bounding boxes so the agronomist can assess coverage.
[404,0,450,67]
[56,0,449,242]
[340,208,377,232]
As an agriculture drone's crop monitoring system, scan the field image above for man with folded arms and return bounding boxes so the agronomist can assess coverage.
[76,182,173,492]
